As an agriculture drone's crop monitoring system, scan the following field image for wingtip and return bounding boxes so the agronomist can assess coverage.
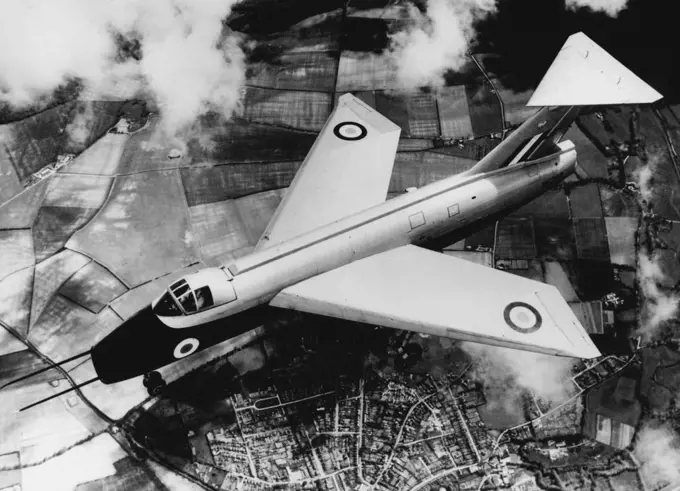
[559,331,602,360]
[527,31,663,107]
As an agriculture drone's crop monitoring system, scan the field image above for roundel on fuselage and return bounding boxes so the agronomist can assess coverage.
[503,302,542,334]
[333,121,367,141]
[173,338,200,359]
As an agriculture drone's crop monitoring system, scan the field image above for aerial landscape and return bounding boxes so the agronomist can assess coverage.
[2,0,680,490]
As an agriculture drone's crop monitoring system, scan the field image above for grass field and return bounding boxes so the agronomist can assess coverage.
[186,119,315,164]
[61,101,125,155]
[495,217,536,259]
[0,134,23,205]
[67,170,200,287]
[639,346,679,411]
[189,200,253,266]
[0,267,34,334]
[431,137,499,161]
[247,50,338,91]
[465,80,502,137]
[564,126,608,179]
[574,259,614,301]
[0,382,91,465]
[30,175,114,260]
[65,133,129,175]
[511,189,570,219]
[0,350,51,390]
[533,218,576,260]
[601,107,635,140]
[0,329,25,357]
[655,226,680,289]
[181,161,299,206]
[543,261,578,302]
[375,91,440,138]
[116,116,188,174]
[43,174,113,209]
[585,368,641,428]
[59,261,127,314]
[604,217,638,268]
[29,294,120,360]
[390,151,475,192]
[32,206,99,262]
[0,229,33,282]
[29,249,91,333]
[0,102,76,184]
[577,113,613,149]
[232,4,342,51]
[437,85,474,140]
[568,183,604,218]
[608,470,642,491]
[396,139,433,152]
[336,51,399,92]
[573,218,611,262]
[234,189,286,242]
[237,87,332,131]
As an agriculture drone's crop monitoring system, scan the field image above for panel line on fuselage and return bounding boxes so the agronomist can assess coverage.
[230,145,575,276]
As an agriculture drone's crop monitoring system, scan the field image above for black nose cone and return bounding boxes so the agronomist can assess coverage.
[91,305,276,384]
[91,306,171,384]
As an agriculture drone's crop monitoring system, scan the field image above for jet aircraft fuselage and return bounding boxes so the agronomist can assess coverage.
[91,31,664,386]
[92,139,577,383]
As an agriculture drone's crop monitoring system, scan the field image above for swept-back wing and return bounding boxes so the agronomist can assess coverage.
[256,94,401,250]
[271,245,600,359]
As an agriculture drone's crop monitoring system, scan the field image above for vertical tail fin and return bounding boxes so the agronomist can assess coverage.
[527,32,662,107]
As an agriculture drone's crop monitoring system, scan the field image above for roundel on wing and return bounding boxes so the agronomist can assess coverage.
[173,338,200,359]
[333,121,367,141]
[503,302,542,334]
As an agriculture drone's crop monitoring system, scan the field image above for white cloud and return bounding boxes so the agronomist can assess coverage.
[0,0,245,134]
[637,252,679,336]
[566,0,628,16]
[632,151,680,337]
[462,343,577,415]
[388,0,496,90]
[634,423,680,490]
[633,152,659,203]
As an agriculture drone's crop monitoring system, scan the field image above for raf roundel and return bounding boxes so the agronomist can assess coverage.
[173,338,200,359]
[333,121,367,141]
[503,302,542,334]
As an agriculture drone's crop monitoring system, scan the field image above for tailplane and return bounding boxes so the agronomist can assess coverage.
[527,32,662,107]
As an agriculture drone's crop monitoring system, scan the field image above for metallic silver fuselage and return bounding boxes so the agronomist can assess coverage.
[162,141,577,329]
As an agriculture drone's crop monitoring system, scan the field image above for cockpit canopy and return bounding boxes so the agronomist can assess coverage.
[152,267,236,317]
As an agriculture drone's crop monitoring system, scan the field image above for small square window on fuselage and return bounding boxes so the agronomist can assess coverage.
[409,211,426,230]
[448,204,460,217]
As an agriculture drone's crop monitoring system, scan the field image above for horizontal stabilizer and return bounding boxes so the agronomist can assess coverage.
[527,32,662,107]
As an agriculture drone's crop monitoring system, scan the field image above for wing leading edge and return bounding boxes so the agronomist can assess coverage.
[255,94,401,251]
[271,245,601,359]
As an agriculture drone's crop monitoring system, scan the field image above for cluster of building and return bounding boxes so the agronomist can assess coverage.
[573,355,628,390]
[532,397,584,441]
[24,153,73,187]
[206,426,250,475]
[171,321,641,491]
